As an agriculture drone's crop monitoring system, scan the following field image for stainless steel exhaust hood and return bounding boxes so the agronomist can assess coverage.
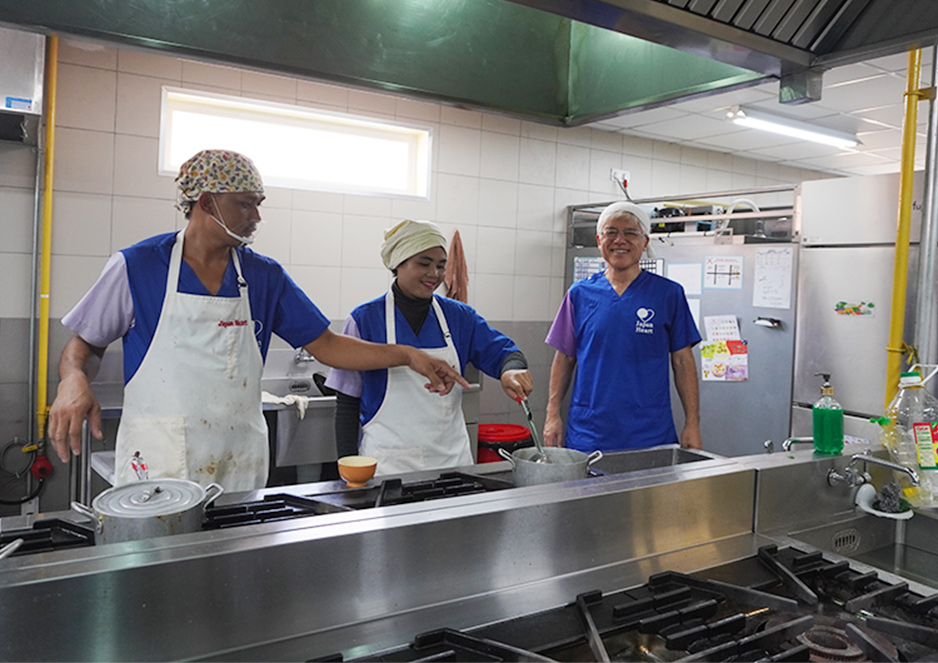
[0,24,43,144]
[0,0,935,127]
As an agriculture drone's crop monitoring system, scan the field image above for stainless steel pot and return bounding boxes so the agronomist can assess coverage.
[499,447,603,486]
[72,478,223,544]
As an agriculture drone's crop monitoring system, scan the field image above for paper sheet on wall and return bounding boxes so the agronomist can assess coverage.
[666,263,702,296]
[753,246,793,309]
[703,315,740,341]
[700,340,748,381]
[704,255,743,289]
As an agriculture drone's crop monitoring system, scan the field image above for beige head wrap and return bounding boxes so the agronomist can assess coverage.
[597,202,656,258]
[175,149,264,215]
[380,219,448,270]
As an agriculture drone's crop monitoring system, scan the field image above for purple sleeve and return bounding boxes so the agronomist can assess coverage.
[323,315,364,398]
[61,252,134,348]
[545,291,576,357]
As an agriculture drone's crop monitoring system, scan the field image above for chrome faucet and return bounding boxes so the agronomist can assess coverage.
[294,348,317,364]
[781,437,813,452]
[827,451,920,487]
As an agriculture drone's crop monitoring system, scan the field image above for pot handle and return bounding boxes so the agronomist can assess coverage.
[0,538,25,561]
[586,450,603,467]
[202,483,225,512]
[71,501,103,534]
[497,448,516,467]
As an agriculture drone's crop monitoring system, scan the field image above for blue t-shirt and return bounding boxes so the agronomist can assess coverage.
[66,232,330,383]
[548,270,701,452]
[326,294,520,425]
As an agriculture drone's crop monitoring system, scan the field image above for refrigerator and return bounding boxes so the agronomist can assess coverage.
[791,172,927,444]
[566,189,800,457]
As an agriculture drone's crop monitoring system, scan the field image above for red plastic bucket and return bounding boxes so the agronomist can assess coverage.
[477,423,533,463]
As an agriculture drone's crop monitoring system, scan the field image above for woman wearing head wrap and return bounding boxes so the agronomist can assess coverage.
[48,151,467,492]
[543,201,702,455]
[326,220,533,475]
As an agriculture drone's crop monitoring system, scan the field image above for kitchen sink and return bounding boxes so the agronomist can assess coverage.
[789,511,938,589]
[591,445,717,475]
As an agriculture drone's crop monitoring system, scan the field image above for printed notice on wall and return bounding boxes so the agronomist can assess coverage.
[701,340,749,381]
[667,263,702,296]
[704,255,743,289]
[753,247,793,309]
[573,256,605,282]
[703,315,741,342]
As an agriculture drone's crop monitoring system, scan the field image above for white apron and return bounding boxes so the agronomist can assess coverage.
[360,290,472,476]
[114,230,268,491]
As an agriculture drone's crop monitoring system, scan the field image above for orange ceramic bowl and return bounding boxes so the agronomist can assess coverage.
[337,456,378,488]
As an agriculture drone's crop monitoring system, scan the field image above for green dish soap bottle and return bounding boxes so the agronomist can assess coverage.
[813,372,844,455]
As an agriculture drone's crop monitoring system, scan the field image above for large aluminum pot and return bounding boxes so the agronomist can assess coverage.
[498,447,603,486]
[71,478,223,544]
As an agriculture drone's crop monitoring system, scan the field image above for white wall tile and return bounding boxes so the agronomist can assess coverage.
[680,164,708,193]
[707,150,734,172]
[290,265,343,320]
[516,183,555,231]
[590,129,622,152]
[343,193,393,218]
[181,60,242,90]
[113,134,175,199]
[293,189,344,213]
[477,179,518,228]
[118,47,183,79]
[1,186,36,254]
[480,131,520,181]
[482,114,521,135]
[438,124,481,176]
[513,275,552,320]
[653,140,682,163]
[706,168,733,192]
[396,98,441,123]
[57,63,117,132]
[261,185,293,211]
[651,160,681,197]
[622,134,655,158]
[0,144,37,188]
[391,190,437,222]
[115,72,169,138]
[473,273,514,320]
[242,70,297,100]
[475,227,516,274]
[110,196,176,252]
[297,80,349,108]
[49,255,109,318]
[339,267,391,319]
[0,252,31,317]
[681,146,710,167]
[290,210,343,267]
[553,188,590,232]
[514,230,554,277]
[51,192,112,257]
[441,106,483,128]
[55,128,114,195]
[251,206,292,264]
[519,138,556,186]
[621,156,653,199]
[588,149,621,196]
[348,89,397,116]
[59,39,117,69]
[341,215,392,269]
[436,174,480,226]
[521,121,558,142]
[556,126,591,148]
[555,143,590,190]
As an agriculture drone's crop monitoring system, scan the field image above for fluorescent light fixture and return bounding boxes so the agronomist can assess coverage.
[726,105,859,149]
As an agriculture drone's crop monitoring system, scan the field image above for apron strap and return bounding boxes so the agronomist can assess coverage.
[167,230,247,299]
[385,287,457,363]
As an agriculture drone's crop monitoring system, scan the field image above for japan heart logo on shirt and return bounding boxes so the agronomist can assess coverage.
[636,308,655,323]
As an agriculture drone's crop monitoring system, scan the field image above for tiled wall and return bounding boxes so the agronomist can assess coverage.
[0,36,833,501]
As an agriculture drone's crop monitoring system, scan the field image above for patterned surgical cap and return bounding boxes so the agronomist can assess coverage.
[175,149,264,214]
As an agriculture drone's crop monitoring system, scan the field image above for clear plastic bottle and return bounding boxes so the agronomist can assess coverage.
[886,371,938,507]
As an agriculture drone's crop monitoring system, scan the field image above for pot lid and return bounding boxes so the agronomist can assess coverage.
[93,479,206,517]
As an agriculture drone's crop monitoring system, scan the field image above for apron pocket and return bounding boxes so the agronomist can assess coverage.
[115,416,187,485]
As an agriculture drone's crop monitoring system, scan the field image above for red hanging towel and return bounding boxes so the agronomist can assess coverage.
[444,229,469,303]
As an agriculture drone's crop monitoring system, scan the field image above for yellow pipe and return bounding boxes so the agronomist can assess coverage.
[36,35,58,439]
[884,49,923,408]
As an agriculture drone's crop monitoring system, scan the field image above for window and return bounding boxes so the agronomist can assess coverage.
[159,87,431,198]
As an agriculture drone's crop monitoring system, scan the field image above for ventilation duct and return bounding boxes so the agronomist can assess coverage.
[0,25,43,145]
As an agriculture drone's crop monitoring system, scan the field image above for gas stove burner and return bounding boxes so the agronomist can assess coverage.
[797,626,864,661]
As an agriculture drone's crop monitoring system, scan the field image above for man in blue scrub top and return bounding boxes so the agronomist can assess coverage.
[543,202,702,454]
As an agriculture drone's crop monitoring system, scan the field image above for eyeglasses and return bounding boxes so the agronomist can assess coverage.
[600,228,645,241]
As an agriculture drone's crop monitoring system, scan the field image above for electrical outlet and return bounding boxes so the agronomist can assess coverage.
[610,168,631,184]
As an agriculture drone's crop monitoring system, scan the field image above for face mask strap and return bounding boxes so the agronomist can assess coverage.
[210,195,255,246]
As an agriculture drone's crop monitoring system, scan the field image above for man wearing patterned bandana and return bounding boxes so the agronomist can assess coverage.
[48,149,468,492]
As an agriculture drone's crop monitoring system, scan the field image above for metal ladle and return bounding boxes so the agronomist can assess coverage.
[516,397,550,464]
